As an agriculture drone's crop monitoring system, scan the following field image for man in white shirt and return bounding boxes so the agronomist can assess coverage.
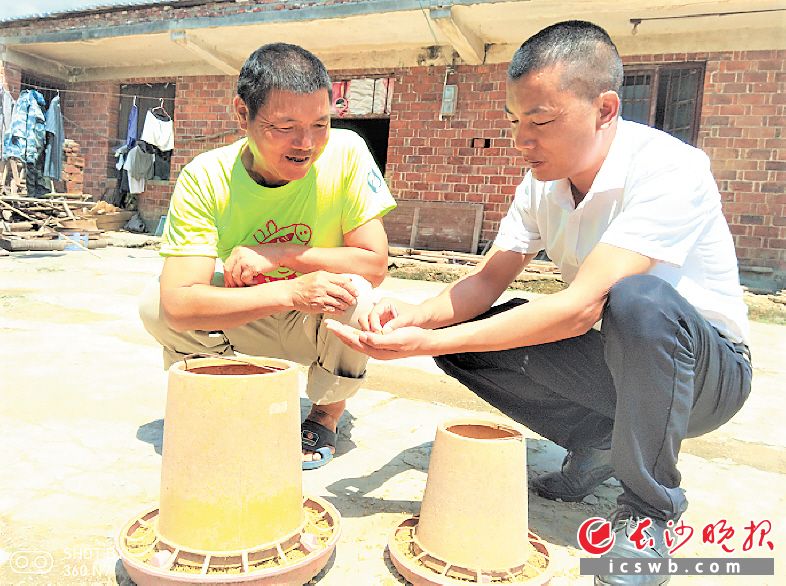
[328,20,752,585]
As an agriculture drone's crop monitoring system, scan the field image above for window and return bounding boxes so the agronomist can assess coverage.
[115,82,175,179]
[330,77,394,173]
[621,63,705,145]
[21,73,63,108]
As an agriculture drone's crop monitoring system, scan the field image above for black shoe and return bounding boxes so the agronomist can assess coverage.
[594,505,671,585]
[530,447,614,502]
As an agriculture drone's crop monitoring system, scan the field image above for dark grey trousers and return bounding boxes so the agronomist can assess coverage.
[435,275,752,521]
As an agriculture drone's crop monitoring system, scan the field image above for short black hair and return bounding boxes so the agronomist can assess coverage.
[237,43,332,119]
[508,20,623,100]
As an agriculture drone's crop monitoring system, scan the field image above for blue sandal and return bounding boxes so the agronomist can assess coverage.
[301,420,335,470]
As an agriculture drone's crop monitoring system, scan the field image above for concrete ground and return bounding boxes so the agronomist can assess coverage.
[0,241,784,585]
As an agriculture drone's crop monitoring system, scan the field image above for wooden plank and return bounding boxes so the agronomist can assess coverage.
[384,200,484,254]
[0,199,36,222]
[409,207,420,249]
[2,196,94,207]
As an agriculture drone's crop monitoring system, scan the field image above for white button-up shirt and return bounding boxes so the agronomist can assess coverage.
[495,119,749,344]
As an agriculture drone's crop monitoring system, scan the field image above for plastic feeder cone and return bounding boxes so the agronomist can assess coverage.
[157,356,304,552]
[414,418,531,570]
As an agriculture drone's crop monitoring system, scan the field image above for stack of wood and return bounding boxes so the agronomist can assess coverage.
[0,196,117,252]
[63,140,85,194]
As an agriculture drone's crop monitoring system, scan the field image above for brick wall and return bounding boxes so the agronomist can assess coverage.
[704,50,785,278]
[624,50,786,280]
[138,74,242,223]
[61,81,118,200]
[8,46,781,282]
[0,61,21,95]
[385,63,526,242]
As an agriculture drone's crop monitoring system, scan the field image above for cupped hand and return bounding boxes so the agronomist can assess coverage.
[324,319,432,360]
[290,271,359,314]
[359,297,420,333]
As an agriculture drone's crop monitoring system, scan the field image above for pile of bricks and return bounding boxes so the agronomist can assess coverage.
[62,139,85,195]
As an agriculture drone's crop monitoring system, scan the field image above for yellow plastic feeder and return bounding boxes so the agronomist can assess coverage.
[388,418,554,585]
[116,356,341,585]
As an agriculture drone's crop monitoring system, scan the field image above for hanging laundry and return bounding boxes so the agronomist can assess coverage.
[0,85,16,160]
[126,99,139,148]
[26,151,50,197]
[123,143,154,195]
[2,89,46,164]
[140,106,173,151]
[44,94,65,180]
[346,78,375,116]
[153,147,171,181]
[110,143,131,208]
[139,139,170,180]
[375,77,394,114]
[331,81,349,117]
[126,142,155,182]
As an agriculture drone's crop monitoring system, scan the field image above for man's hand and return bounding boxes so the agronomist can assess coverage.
[325,319,433,359]
[224,245,286,288]
[290,271,359,314]
[359,298,421,333]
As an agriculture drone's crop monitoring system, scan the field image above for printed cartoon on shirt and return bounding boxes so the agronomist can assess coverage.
[252,219,313,284]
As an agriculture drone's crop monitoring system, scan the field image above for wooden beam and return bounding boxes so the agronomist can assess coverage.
[0,47,74,81]
[70,61,221,82]
[169,30,239,76]
[429,7,485,65]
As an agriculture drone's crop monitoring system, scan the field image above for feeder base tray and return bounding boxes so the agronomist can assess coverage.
[116,496,340,585]
[388,516,554,585]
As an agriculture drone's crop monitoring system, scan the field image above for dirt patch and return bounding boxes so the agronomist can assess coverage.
[745,291,786,325]
[388,261,786,324]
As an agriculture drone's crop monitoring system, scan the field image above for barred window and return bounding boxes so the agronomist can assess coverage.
[621,63,705,145]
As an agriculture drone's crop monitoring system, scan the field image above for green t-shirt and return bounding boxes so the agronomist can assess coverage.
[161,129,396,282]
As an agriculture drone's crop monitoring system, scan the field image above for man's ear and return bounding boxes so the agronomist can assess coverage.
[598,91,620,129]
[233,95,249,131]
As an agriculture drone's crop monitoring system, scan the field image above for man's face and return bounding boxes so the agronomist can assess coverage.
[505,66,606,186]
[235,88,330,186]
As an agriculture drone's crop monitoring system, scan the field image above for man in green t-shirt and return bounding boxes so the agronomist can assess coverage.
[140,43,396,469]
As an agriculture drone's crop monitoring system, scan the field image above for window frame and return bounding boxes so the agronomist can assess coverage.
[621,62,706,146]
[113,82,176,180]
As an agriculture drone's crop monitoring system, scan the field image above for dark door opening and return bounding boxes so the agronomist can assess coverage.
[330,118,390,174]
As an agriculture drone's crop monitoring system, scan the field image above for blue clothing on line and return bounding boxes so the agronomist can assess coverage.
[126,103,138,148]
[2,89,46,164]
[44,95,65,180]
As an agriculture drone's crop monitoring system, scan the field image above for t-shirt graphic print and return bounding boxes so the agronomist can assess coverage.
[252,219,314,283]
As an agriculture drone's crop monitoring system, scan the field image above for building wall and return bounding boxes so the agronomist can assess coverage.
[385,63,525,241]
[8,48,784,283]
[386,51,786,279]
[61,81,118,200]
[141,74,241,221]
[0,61,22,95]
[698,50,785,280]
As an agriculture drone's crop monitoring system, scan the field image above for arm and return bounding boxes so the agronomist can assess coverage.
[160,256,357,332]
[416,246,535,329]
[429,243,654,353]
[359,246,533,332]
[223,219,390,289]
[286,217,389,286]
[328,243,653,359]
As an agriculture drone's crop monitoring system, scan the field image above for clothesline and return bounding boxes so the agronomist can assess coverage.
[61,111,239,144]
[20,82,177,102]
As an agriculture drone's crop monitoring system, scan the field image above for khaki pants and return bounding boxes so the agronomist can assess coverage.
[138,275,370,405]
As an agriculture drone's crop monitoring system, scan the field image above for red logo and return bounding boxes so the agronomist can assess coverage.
[577,517,615,555]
